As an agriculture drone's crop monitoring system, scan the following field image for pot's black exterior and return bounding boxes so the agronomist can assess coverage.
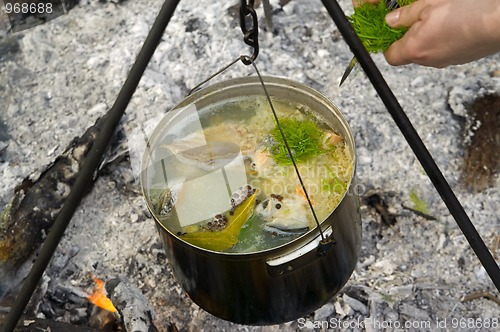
[143,76,362,325]
[156,192,361,324]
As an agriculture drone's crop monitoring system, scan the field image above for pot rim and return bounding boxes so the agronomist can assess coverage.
[141,75,357,258]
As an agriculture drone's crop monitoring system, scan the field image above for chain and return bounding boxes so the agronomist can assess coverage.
[239,0,259,65]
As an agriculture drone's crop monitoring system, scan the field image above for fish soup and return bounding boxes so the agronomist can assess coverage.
[147,95,354,253]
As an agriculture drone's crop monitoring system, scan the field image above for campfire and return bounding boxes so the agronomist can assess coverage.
[87,276,117,314]
[0,275,160,331]
[84,276,159,332]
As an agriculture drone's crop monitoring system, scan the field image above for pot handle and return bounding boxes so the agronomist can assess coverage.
[265,227,333,277]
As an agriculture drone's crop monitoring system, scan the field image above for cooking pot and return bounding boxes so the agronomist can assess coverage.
[141,76,361,325]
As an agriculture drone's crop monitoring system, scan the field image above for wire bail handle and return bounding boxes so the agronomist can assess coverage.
[188,55,336,256]
[242,56,336,256]
[239,0,259,64]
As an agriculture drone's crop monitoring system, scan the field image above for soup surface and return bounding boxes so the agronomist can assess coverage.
[147,95,353,253]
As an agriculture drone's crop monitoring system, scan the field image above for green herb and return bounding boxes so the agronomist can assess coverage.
[269,118,325,165]
[348,0,415,53]
[409,188,430,215]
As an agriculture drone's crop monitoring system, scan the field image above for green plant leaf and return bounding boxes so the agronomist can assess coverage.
[348,1,415,53]
[179,232,239,252]
[269,118,325,165]
[410,189,429,215]
[180,192,257,251]
[225,192,258,234]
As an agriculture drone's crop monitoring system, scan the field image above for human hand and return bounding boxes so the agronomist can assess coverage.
[351,0,500,68]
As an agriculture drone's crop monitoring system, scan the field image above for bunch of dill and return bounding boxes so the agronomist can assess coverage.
[348,0,416,53]
[269,118,326,166]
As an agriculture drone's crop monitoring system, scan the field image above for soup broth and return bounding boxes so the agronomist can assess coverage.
[147,95,353,253]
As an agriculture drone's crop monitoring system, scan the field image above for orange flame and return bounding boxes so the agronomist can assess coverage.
[87,276,117,313]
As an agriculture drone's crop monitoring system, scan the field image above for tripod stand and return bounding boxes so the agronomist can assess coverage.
[2,0,499,330]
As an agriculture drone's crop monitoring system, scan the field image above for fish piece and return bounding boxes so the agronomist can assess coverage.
[263,225,309,236]
[256,195,310,236]
[202,122,258,154]
[255,195,282,219]
[249,149,274,176]
[296,186,315,205]
[177,142,240,171]
[163,132,241,171]
[163,131,206,153]
[263,217,310,236]
[322,131,343,148]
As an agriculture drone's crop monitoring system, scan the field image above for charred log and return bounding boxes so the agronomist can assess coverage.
[0,115,108,294]
[106,276,158,332]
[0,313,102,332]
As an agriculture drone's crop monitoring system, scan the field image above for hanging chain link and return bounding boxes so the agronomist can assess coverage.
[239,0,259,65]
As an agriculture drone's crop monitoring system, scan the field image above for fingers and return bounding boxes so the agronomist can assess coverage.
[383,0,430,66]
[383,0,424,66]
[383,39,412,66]
[385,0,426,28]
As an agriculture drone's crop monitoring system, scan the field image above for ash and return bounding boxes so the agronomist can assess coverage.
[0,0,499,331]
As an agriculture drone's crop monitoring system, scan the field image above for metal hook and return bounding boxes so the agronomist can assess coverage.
[239,0,259,64]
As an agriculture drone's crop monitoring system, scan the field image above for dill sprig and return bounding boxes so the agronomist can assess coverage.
[348,0,416,53]
[269,118,325,166]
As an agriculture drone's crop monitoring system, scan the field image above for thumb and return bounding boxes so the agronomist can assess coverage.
[385,2,423,28]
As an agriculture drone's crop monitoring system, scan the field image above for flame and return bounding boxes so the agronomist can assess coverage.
[87,276,117,313]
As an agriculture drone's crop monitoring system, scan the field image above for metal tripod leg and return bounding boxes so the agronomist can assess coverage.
[0,1,181,331]
[320,0,500,292]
